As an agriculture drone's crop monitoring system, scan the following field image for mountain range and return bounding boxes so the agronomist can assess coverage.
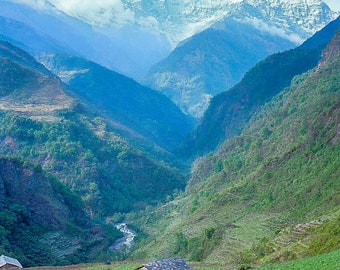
[145,18,296,117]
[129,22,340,268]
[0,0,337,81]
[181,16,340,157]
[0,0,339,268]
[143,0,337,117]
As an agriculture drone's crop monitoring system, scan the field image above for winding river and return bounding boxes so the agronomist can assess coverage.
[109,223,136,252]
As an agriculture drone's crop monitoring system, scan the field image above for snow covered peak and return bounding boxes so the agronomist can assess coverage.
[45,0,336,47]
[225,0,337,43]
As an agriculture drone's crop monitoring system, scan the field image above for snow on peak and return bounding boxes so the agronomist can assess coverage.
[44,0,336,47]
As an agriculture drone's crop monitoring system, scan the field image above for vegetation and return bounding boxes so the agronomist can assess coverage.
[0,203,53,267]
[127,49,340,268]
[43,54,194,152]
[0,157,126,267]
[0,16,339,270]
[181,17,340,158]
[0,110,186,216]
[257,249,340,270]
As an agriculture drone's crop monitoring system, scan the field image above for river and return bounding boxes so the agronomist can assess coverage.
[109,223,136,252]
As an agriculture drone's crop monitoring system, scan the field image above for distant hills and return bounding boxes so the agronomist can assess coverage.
[0,0,165,79]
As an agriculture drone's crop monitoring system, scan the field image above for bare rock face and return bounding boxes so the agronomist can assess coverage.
[0,158,86,230]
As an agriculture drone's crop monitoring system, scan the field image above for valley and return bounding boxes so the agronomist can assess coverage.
[0,0,339,269]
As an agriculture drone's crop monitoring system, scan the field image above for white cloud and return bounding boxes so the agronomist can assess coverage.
[48,0,135,26]
[323,0,340,11]
[240,17,304,44]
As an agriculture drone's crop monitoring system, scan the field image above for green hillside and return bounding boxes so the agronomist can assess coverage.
[181,17,340,158]
[41,54,194,153]
[0,110,185,216]
[0,41,187,217]
[0,157,123,267]
[128,32,340,269]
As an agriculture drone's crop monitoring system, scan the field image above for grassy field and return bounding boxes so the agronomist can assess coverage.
[257,249,340,270]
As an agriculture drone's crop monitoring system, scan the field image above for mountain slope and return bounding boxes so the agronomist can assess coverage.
[40,54,194,152]
[0,41,186,217]
[181,16,340,158]
[0,0,151,79]
[0,41,74,122]
[0,157,126,267]
[143,0,336,117]
[129,27,340,268]
[145,18,296,117]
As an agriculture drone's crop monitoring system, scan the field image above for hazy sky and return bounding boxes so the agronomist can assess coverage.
[323,0,340,11]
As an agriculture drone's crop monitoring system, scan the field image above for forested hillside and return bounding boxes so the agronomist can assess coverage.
[0,3,339,269]
[40,54,194,153]
[0,40,187,220]
[181,16,340,158]
[0,157,124,267]
[129,28,340,269]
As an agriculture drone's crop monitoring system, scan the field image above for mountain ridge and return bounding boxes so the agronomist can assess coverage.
[180,16,340,158]
[128,25,340,267]
[145,17,297,117]
[3,0,336,80]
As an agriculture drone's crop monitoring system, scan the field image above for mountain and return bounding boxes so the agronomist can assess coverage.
[181,16,340,158]
[0,157,87,231]
[0,0,168,80]
[144,1,336,117]
[39,54,194,153]
[4,0,336,80]
[50,0,337,48]
[0,40,51,75]
[0,41,75,122]
[0,40,187,218]
[129,24,340,268]
[0,157,127,267]
[145,18,296,117]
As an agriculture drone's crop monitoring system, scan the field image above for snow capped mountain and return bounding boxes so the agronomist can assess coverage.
[1,0,337,82]
[141,0,337,118]
[47,0,336,47]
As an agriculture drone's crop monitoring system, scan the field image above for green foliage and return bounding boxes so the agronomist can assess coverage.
[48,174,85,215]
[130,51,340,267]
[0,111,186,216]
[0,204,54,267]
[307,218,340,255]
[258,249,340,270]
[183,41,326,158]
